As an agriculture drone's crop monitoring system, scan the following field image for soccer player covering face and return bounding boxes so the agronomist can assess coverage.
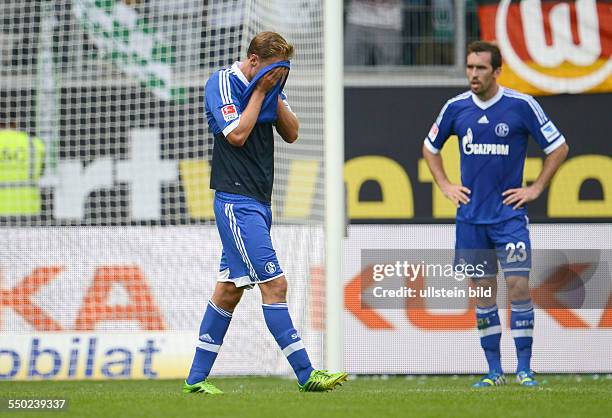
[422,41,569,387]
[183,32,348,394]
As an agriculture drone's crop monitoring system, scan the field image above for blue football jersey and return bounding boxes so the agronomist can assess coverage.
[424,87,566,224]
[205,61,293,202]
[205,61,292,136]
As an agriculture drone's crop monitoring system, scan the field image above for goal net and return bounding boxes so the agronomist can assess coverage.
[0,0,325,380]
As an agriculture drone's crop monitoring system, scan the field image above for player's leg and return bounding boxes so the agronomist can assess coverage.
[259,277,314,385]
[456,220,505,387]
[184,195,251,393]
[493,216,537,387]
[471,275,504,377]
[248,204,346,391]
[506,275,536,386]
[185,280,244,389]
[259,277,347,391]
[222,197,315,385]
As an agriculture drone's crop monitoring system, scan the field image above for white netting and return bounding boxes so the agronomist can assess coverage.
[0,0,324,378]
[0,0,324,225]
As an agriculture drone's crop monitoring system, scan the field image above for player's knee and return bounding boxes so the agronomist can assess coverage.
[471,277,497,306]
[507,276,530,301]
[260,276,287,303]
[509,286,531,302]
[213,283,244,310]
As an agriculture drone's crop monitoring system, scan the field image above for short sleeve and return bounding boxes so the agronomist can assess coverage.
[280,90,295,114]
[205,70,242,137]
[521,95,566,154]
[424,100,455,154]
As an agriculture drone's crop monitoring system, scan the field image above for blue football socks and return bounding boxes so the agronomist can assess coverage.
[262,302,314,385]
[511,299,534,373]
[476,304,503,374]
[186,300,232,385]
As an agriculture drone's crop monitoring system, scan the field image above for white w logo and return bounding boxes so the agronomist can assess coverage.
[521,0,600,67]
[496,0,612,93]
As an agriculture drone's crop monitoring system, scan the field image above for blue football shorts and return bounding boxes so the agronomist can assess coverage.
[214,191,284,289]
[454,215,531,279]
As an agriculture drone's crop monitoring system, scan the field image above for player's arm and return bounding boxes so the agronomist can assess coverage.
[422,144,471,208]
[502,142,568,209]
[422,101,470,208]
[275,95,299,143]
[502,98,569,209]
[226,68,285,147]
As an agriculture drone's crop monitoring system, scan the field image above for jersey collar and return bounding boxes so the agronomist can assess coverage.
[231,61,250,86]
[471,86,504,110]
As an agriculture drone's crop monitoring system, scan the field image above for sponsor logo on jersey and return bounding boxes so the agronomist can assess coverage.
[221,104,238,122]
[478,115,489,124]
[462,128,509,155]
[540,121,560,143]
[495,122,509,137]
[265,262,276,274]
[428,123,439,141]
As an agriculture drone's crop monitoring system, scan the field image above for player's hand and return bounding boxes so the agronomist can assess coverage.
[277,95,286,112]
[440,182,471,208]
[502,185,542,210]
[255,68,285,94]
[277,67,289,86]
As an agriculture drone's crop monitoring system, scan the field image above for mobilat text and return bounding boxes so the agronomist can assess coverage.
[372,261,486,282]
[0,337,160,380]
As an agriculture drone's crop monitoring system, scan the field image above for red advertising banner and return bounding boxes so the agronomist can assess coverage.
[478,0,612,95]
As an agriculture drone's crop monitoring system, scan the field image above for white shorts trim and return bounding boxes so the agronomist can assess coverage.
[216,269,284,288]
[259,272,285,284]
[217,271,253,288]
[470,274,497,280]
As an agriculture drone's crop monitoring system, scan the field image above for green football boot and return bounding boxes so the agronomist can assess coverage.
[298,369,348,392]
[182,379,224,394]
[516,370,539,387]
[472,372,506,388]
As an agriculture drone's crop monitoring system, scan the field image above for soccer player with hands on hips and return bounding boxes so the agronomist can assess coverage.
[422,41,569,388]
[183,32,348,394]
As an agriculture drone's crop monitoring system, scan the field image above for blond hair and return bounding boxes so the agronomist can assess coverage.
[247,32,294,60]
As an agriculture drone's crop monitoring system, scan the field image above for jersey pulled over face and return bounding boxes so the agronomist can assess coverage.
[424,87,566,224]
[205,61,292,203]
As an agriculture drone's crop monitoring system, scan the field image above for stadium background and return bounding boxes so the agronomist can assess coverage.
[0,0,610,380]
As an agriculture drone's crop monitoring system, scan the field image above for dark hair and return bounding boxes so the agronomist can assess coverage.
[247,32,294,61]
[467,41,502,70]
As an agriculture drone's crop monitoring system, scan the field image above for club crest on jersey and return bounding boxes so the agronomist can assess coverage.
[495,122,509,137]
[222,104,238,122]
[265,262,276,274]
[463,127,509,156]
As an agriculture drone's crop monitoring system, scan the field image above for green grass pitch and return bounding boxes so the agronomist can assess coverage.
[1,375,611,418]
